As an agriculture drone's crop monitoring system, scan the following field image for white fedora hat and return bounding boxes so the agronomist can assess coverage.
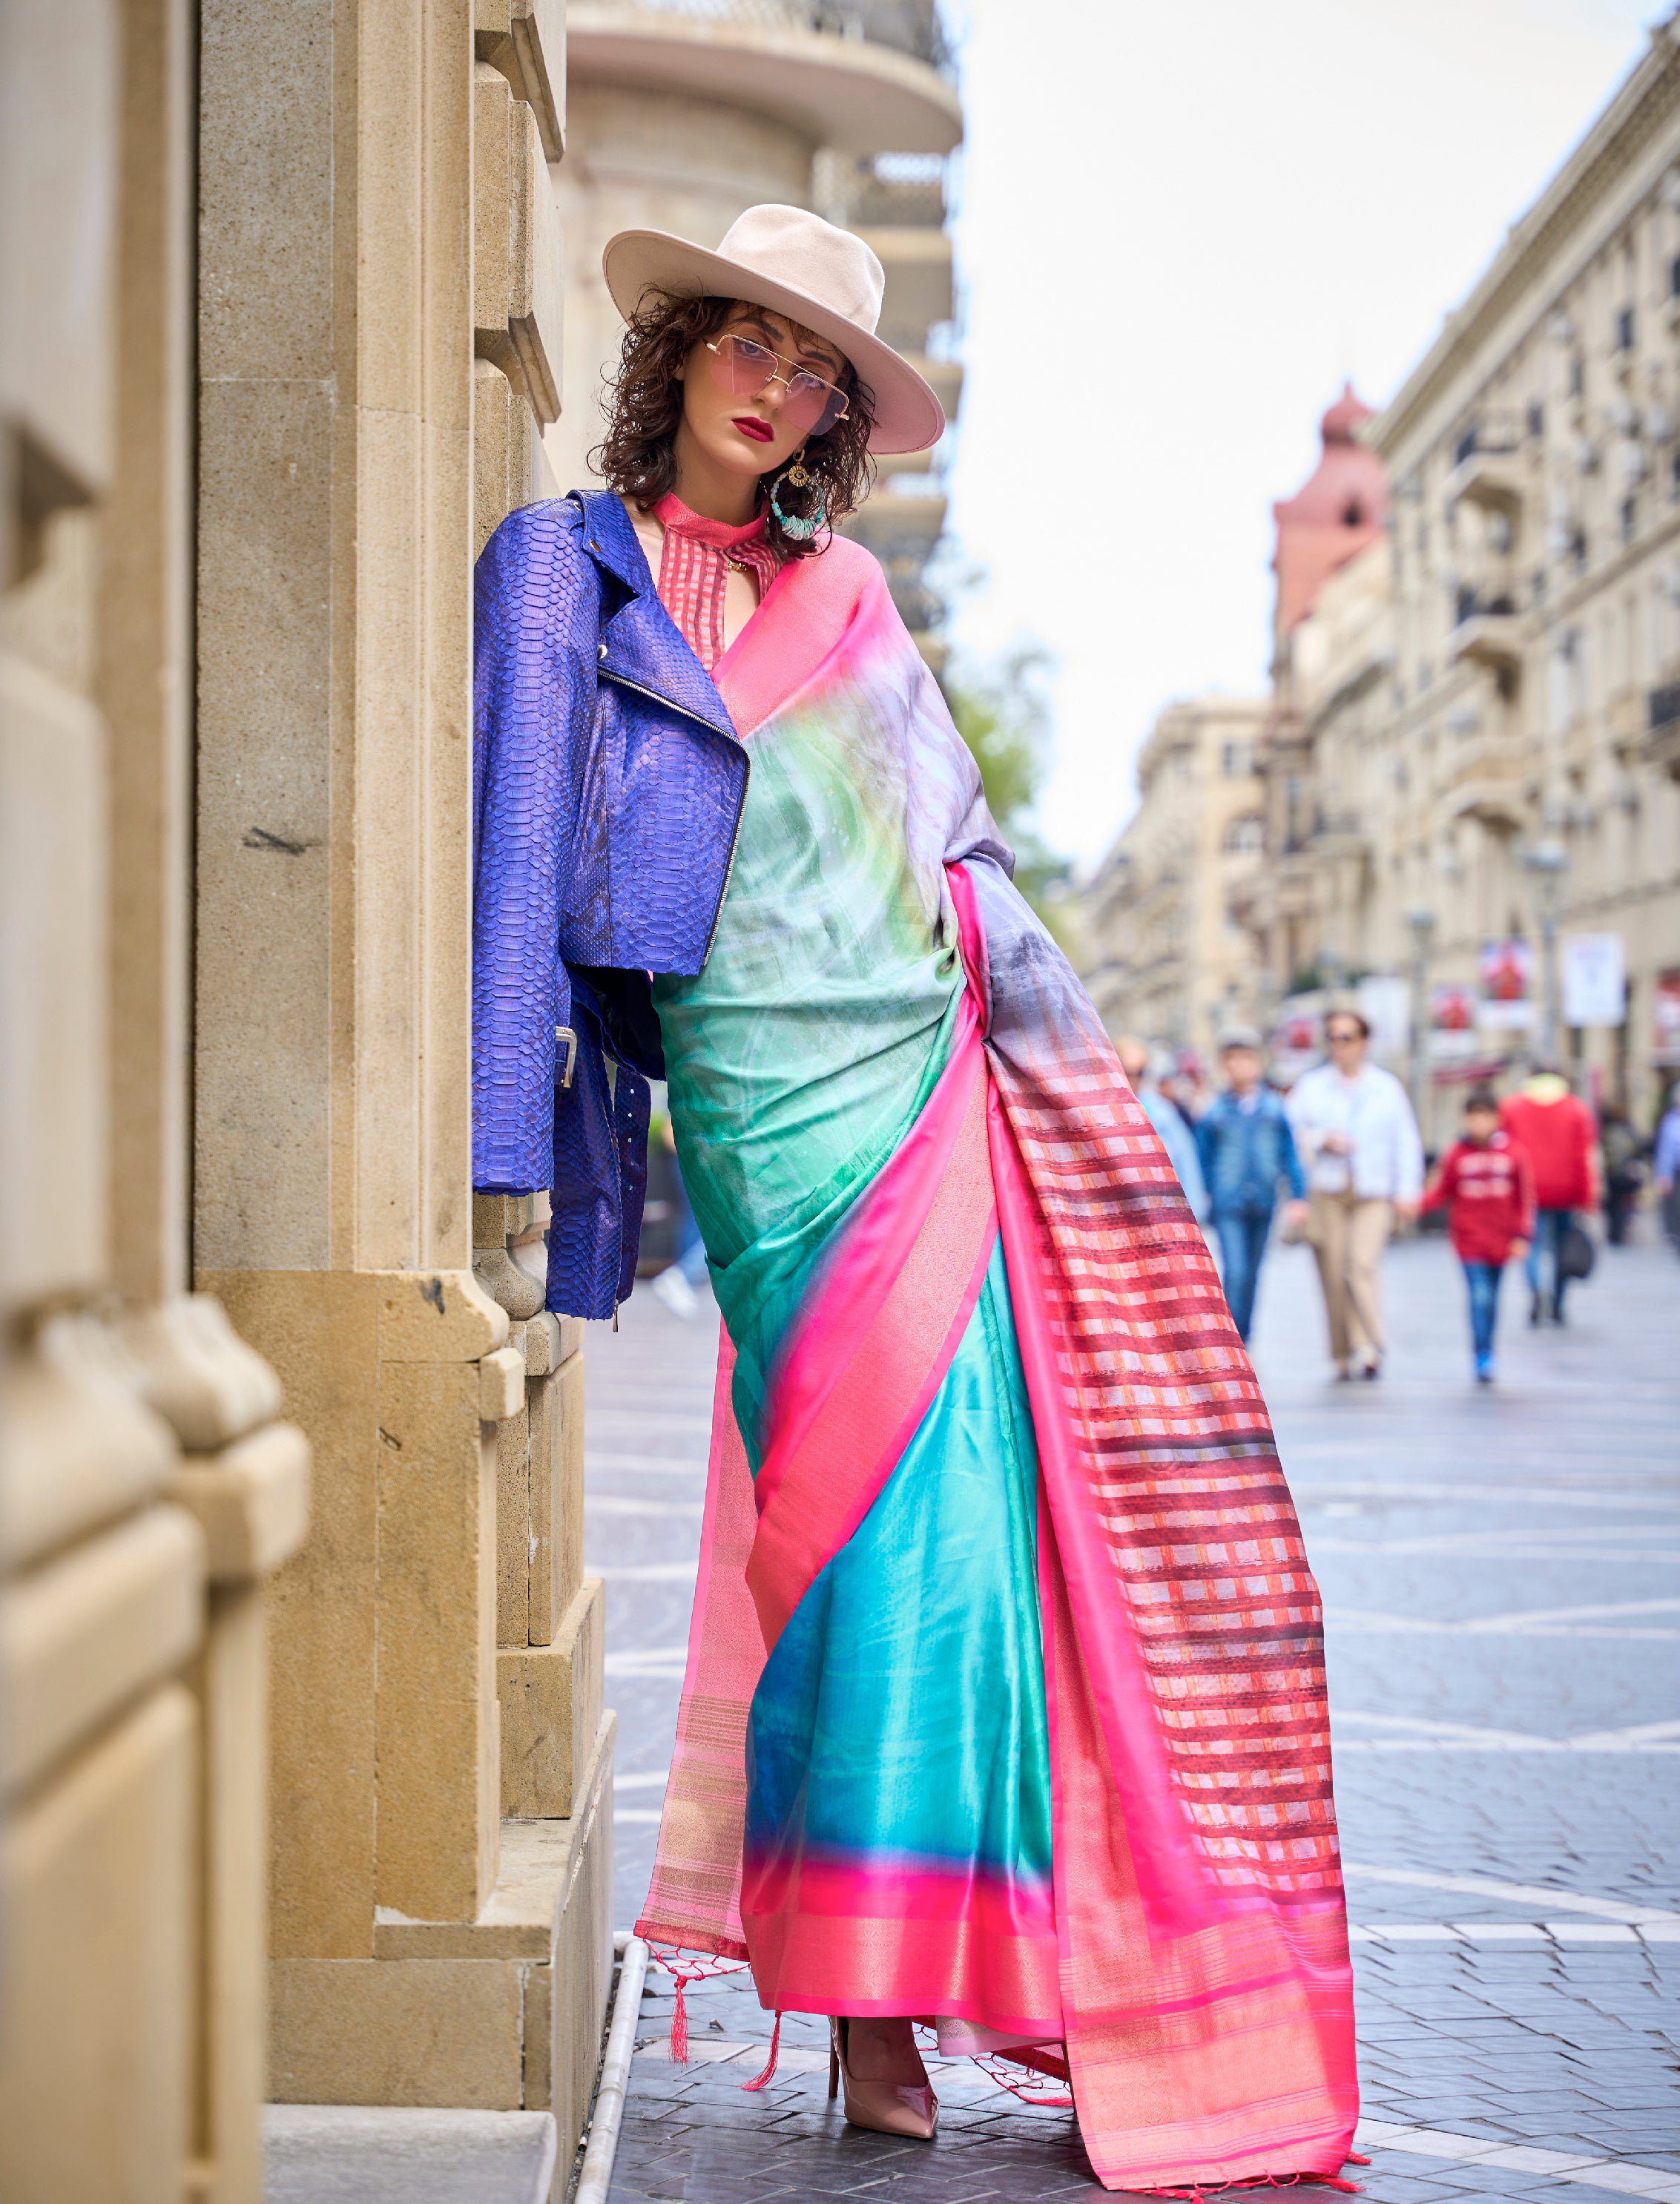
[601,203,945,458]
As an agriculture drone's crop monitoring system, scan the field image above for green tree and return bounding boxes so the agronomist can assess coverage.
[941,642,1070,931]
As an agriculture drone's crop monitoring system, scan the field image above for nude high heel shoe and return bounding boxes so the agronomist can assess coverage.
[828,2017,938,2140]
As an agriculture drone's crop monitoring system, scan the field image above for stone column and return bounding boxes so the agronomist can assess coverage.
[195,0,609,2153]
[1,1,308,2200]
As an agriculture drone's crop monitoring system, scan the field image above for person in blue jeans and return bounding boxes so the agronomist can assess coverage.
[1116,1035,1210,1228]
[1196,1026,1307,1343]
[652,1114,713,1319]
[1420,1090,1534,1383]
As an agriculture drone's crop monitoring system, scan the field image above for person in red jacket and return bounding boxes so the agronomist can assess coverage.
[1422,1089,1535,1382]
[1499,1063,1600,1324]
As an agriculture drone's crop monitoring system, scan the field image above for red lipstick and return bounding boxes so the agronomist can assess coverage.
[732,415,774,444]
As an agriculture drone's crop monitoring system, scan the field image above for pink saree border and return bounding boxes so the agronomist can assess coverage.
[742,1853,1062,2035]
[746,1010,998,1653]
[752,989,981,1517]
[714,534,887,740]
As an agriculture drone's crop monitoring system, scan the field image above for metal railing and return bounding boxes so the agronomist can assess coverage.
[851,171,946,226]
[814,150,946,230]
[1455,584,1518,625]
[1453,413,1524,464]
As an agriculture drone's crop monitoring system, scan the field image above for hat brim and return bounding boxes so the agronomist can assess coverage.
[602,228,945,458]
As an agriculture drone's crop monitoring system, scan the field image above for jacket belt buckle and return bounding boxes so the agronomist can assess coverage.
[556,1024,579,1091]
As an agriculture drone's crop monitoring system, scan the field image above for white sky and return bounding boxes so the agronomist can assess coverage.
[941,0,1664,866]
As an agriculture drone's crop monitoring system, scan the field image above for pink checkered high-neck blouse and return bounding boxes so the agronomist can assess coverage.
[651,493,782,674]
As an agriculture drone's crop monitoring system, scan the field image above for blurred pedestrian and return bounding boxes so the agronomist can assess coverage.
[1195,1025,1307,1343]
[1158,1063,1205,1138]
[1420,1088,1535,1384]
[1597,1103,1644,1247]
[1116,1036,1209,1224]
[652,1117,711,1319]
[1287,1009,1425,1380]
[1499,1062,1598,1324]
[1653,1086,1680,1255]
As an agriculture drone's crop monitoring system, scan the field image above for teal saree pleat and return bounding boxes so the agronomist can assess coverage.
[742,1239,1058,2028]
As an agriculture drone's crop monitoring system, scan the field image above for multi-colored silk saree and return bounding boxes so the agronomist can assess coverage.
[634,518,1360,2194]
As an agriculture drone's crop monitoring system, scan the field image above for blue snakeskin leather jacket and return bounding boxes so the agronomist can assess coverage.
[472,490,748,1317]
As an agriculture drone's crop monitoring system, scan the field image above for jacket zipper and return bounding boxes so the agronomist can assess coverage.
[597,662,751,965]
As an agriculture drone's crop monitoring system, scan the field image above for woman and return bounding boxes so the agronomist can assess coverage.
[472,205,1358,2194]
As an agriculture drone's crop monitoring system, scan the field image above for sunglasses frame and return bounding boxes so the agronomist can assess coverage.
[704,330,851,435]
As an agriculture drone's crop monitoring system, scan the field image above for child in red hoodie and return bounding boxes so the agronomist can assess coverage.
[1421,1089,1535,1384]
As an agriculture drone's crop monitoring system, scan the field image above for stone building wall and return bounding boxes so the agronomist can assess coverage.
[4,1,611,2195]
[1,1,308,2197]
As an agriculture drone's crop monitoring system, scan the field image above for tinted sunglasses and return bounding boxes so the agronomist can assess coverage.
[704,331,850,439]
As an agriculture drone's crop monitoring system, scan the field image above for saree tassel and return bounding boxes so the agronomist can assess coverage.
[740,2010,783,2091]
[670,1975,689,2064]
[1138,2179,1361,2199]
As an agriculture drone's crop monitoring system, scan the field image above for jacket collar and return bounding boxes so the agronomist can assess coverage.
[571,487,647,596]
[571,490,739,746]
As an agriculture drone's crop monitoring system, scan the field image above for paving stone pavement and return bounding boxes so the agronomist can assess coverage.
[584,1220,1679,2202]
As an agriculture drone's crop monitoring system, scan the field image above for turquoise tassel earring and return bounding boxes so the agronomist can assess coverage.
[769,450,823,541]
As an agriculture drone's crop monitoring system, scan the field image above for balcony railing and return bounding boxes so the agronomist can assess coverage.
[1647,682,1680,783]
[1448,444,1525,517]
[579,0,953,71]
[1452,413,1523,465]
[1455,585,1518,625]
[1449,614,1523,683]
[850,168,946,226]
[814,149,947,228]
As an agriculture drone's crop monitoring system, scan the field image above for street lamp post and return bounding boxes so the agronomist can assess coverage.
[1523,838,1569,1059]
[1406,906,1437,1124]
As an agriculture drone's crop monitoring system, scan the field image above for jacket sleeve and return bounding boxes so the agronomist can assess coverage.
[1277,1106,1306,1200]
[1513,1144,1536,1240]
[1419,1146,1453,1217]
[1172,1110,1210,1223]
[1285,1073,1321,1168]
[1578,1098,1602,1200]
[1394,1079,1426,1204]
[1194,1108,1217,1180]
[472,504,599,1194]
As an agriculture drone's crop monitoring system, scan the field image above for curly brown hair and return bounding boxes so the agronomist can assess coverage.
[590,290,876,560]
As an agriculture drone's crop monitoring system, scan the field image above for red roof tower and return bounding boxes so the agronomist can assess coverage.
[1271,383,1388,642]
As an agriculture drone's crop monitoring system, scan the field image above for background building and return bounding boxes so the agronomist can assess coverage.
[1368,19,1680,1137]
[1242,22,1680,1141]
[1081,697,1269,1063]
[1241,387,1391,1010]
[552,0,964,659]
